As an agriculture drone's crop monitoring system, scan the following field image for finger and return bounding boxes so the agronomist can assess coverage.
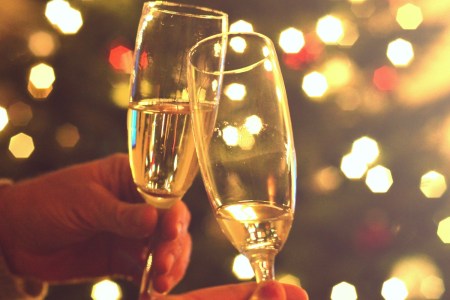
[169,282,258,300]
[160,200,191,240]
[74,183,158,238]
[284,283,309,300]
[95,153,144,204]
[250,281,286,300]
[152,233,192,293]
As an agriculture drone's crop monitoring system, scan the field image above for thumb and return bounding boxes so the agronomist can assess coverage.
[82,185,158,238]
[250,281,286,300]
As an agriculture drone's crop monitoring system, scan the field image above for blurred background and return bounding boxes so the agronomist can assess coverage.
[1,0,450,299]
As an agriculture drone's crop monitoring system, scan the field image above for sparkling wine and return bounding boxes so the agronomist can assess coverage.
[127,99,199,208]
[215,202,293,255]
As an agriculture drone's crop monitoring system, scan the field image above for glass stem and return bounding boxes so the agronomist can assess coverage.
[248,252,276,282]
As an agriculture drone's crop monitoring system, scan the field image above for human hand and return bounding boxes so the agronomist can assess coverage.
[0,153,191,293]
[144,281,308,300]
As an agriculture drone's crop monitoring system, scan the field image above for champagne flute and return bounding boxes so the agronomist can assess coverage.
[187,32,297,282]
[127,1,227,295]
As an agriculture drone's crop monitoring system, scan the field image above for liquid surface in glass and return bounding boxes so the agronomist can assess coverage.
[216,201,293,255]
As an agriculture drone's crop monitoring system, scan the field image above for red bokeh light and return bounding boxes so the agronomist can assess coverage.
[373,65,398,91]
[282,34,324,70]
[109,45,133,73]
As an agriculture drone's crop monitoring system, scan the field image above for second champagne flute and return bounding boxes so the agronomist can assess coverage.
[188,32,297,283]
[127,1,228,296]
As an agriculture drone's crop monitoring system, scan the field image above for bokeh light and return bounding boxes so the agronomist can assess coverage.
[313,166,342,193]
[316,15,344,44]
[279,27,305,54]
[230,20,254,32]
[45,0,83,35]
[244,115,263,134]
[420,171,447,198]
[302,71,328,99]
[7,102,33,126]
[55,123,80,148]
[0,106,8,131]
[237,127,255,150]
[437,217,450,244]
[396,3,423,30]
[278,273,301,286]
[373,66,398,91]
[109,45,133,73]
[9,133,35,159]
[232,254,254,280]
[29,63,55,89]
[230,36,247,53]
[224,83,247,101]
[381,277,408,300]
[341,153,368,180]
[222,125,239,146]
[91,279,122,300]
[331,281,358,300]
[28,63,55,99]
[390,255,445,299]
[365,165,393,193]
[351,136,380,165]
[386,38,414,67]
[111,81,130,108]
[28,31,57,57]
[322,56,354,90]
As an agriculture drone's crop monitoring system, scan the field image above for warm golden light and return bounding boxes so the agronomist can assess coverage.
[244,115,263,134]
[302,71,328,99]
[420,171,447,198]
[8,102,33,126]
[28,63,55,99]
[316,15,344,44]
[111,81,130,108]
[331,281,358,300]
[9,133,35,159]
[28,31,56,57]
[29,63,55,89]
[224,83,247,101]
[222,125,239,146]
[381,277,408,300]
[230,37,247,53]
[351,136,380,165]
[386,38,414,67]
[390,255,445,299]
[365,165,393,193]
[0,107,8,131]
[279,27,305,54]
[314,166,342,193]
[437,217,450,244]
[340,153,368,180]
[323,56,354,89]
[237,127,255,150]
[338,20,360,47]
[91,279,122,300]
[230,20,254,33]
[56,123,80,148]
[396,3,423,30]
[232,254,254,280]
[45,0,83,35]
[279,273,301,286]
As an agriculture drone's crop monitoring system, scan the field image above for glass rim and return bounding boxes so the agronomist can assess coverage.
[188,31,275,75]
[144,1,228,19]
